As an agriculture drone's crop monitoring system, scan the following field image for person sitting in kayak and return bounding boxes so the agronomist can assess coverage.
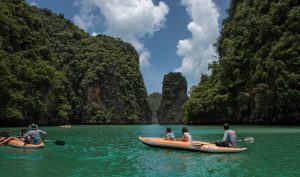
[0,133,12,145]
[18,128,32,144]
[0,128,28,145]
[17,128,27,138]
[176,127,192,142]
[164,128,175,141]
[215,123,238,147]
[23,123,47,145]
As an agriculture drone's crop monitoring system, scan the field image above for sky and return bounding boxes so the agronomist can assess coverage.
[26,0,231,94]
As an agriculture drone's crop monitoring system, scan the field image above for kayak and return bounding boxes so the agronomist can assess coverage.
[7,139,45,148]
[139,137,247,153]
[60,125,71,128]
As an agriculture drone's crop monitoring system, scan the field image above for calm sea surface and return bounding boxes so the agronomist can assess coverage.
[0,125,299,177]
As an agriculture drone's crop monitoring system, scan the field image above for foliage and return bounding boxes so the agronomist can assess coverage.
[0,0,151,125]
[184,0,300,124]
[147,92,162,114]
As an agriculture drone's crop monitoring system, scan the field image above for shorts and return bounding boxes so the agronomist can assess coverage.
[32,139,40,145]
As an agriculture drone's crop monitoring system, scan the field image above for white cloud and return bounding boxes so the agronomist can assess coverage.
[29,1,38,7]
[73,1,97,31]
[176,0,219,79]
[91,32,99,36]
[73,0,169,67]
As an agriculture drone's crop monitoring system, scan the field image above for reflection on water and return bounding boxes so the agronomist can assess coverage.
[0,125,300,177]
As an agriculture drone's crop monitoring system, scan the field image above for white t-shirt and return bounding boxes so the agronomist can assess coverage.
[166,132,176,140]
[182,132,192,142]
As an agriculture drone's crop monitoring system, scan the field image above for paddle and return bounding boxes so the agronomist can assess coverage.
[45,140,66,146]
[192,137,255,147]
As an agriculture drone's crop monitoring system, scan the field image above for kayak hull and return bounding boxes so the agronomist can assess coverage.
[139,137,247,153]
[60,125,71,128]
[7,139,45,148]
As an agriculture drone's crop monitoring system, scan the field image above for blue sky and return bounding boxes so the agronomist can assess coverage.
[26,0,230,94]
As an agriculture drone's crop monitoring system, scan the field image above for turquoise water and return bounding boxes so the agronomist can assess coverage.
[0,125,300,177]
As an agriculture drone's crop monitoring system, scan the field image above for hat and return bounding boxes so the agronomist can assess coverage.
[29,123,38,130]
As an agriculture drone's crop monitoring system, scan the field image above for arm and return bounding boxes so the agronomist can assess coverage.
[222,131,229,142]
[177,133,187,142]
[23,131,31,139]
[176,135,183,141]
[164,134,169,140]
[39,130,47,140]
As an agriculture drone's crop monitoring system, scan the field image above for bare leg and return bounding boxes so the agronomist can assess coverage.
[0,137,7,143]
[0,137,8,145]
[0,137,18,145]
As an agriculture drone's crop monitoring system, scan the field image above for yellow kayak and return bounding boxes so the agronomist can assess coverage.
[7,139,45,148]
[60,125,71,128]
[139,137,247,153]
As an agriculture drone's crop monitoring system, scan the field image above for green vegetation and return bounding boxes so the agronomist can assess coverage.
[184,0,300,124]
[147,92,162,114]
[158,72,188,124]
[0,0,151,125]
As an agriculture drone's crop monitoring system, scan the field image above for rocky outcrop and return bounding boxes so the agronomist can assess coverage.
[0,0,152,126]
[147,92,162,123]
[157,72,188,124]
[183,0,300,125]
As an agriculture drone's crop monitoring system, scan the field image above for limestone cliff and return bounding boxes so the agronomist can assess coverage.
[157,72,188,124]
[147,92,162,123]
[0,0,151,126]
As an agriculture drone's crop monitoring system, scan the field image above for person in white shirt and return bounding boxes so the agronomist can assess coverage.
[177,127,192,142]
[164,128,176,141]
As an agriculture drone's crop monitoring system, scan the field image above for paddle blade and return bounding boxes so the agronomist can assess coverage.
[54,140,65,146]
[243,137,254,143]
[192,141,211,147]
[192,142,204,146]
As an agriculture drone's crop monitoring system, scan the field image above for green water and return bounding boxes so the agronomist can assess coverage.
[0,125,300,177]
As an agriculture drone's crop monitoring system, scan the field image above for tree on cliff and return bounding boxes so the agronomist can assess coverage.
[184,0,300,124]
[0,0,151,126]
[147,93,162,112]
[157,72,188,124]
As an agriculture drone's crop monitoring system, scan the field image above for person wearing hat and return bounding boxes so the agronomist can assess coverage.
[23,123,47,145]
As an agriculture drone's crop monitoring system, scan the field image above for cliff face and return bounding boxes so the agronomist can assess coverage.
[184,0,300,125]
[147,92,162,123]
[157,72,188,124]
[0,0,151,126]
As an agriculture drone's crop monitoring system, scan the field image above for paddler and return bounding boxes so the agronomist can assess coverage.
[215,123,238,147]
[23,123,47,145]
[164,128,176,140]
[176,127,192,142]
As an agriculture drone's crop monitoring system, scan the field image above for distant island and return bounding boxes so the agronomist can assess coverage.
[0,0,299,126]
